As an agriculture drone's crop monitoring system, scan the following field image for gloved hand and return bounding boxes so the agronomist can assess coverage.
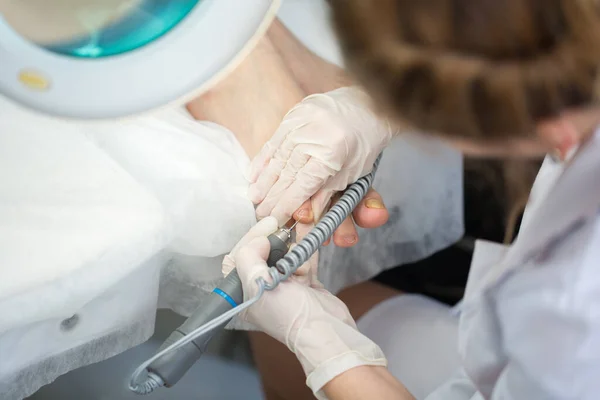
[221,216,279,276]
[247,86,395,225]
[224,218,387,399]
[222,216,321,288]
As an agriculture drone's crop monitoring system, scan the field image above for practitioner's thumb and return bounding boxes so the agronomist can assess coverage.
[235,237,272,297]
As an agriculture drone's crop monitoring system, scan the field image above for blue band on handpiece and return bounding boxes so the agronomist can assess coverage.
[212,288,238,308]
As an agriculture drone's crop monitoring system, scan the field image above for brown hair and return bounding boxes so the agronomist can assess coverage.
[329,0,600,140]
[329,0,600,242]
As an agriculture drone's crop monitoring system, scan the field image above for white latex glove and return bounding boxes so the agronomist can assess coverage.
[247,86,395,225]
[222,216,322,288]
[222,216,279,275]
[226,219,387,399]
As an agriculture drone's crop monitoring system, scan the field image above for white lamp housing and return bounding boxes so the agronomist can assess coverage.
[0,0,279,120]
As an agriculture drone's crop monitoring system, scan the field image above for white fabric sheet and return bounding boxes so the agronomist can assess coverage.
[0,98,168,333]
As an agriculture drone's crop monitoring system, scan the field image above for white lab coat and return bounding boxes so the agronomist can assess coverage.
[425,127,600,399]
[360,127,600,399]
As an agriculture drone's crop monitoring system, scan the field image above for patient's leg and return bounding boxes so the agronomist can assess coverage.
[266,19,351,95]
[185,19,350,159]
[186,23,305,159]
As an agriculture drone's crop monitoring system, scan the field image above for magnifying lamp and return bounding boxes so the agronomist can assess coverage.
[0,0,279,119]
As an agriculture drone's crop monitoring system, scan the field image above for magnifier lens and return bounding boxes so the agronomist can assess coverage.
[0,0,200,58]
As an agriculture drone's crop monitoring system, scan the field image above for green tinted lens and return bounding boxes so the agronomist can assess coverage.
[2,0,200,58]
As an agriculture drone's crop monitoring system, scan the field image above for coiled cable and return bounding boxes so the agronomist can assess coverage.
[266,154,382,286]
[129,154,382,394]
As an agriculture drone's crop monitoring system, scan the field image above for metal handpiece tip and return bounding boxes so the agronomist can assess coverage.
[288,220,299,231]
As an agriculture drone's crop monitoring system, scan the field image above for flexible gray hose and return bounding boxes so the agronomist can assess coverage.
[264,154,382,288]
[129,154,382,394]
